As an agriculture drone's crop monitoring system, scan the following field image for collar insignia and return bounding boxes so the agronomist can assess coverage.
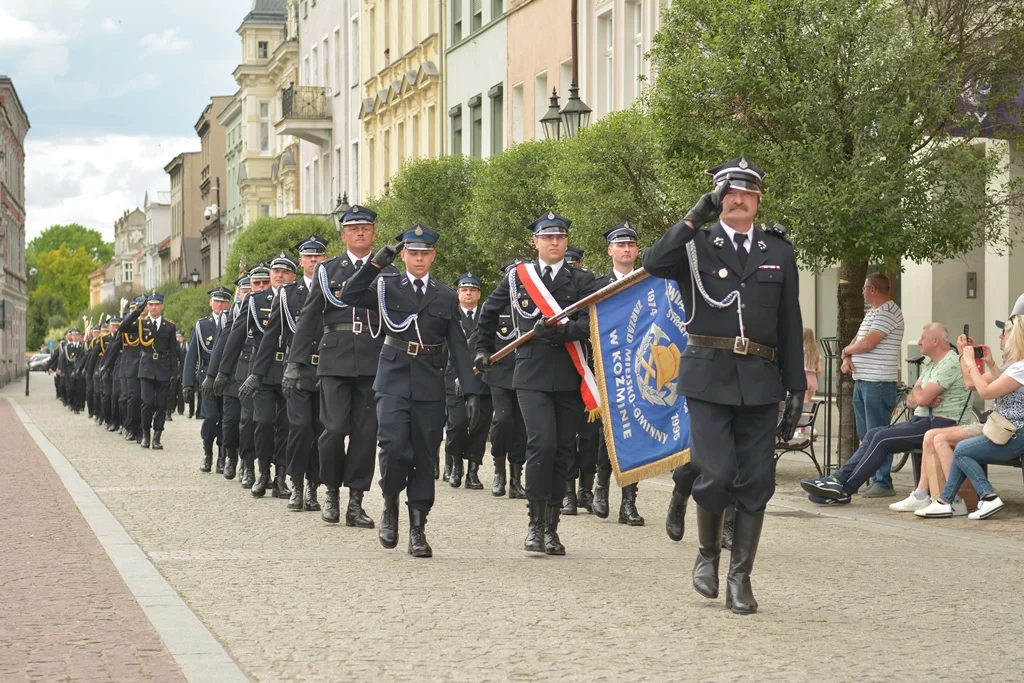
[758,240,767,252]
[713,236,725,247]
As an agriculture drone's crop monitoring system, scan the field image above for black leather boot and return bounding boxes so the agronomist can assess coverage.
[449,458,463,488]
[140,429,151,449]
[408,508,432,558]
[692,504,724,599]
[223,449,238,480]
[251,460,270,497]
[288,475,304,511]
[544,506,566,556]
[200,442,213,472]
[722,505,736,550]
[240,460,255,488]
[665,489,689,542]
[465,462,483,490]
[346,489,375,528]
[492,455,507,497]
[725,510,764,615]
[578,472,595,513]
[618,484,645,526]
[272,467,290,499]
[303,480,320,511]
[136,430,143,445]
[593,469,610,519]
[442,451,453,483]
[524,500,546,553]
[379,495,400,549]
[165,413,173,422]
[434,454,440,480]
[321,487,341,523]
[508,463,526,499]
[151,431,163,450]
[215,447,225,474]
[561,480,578,515]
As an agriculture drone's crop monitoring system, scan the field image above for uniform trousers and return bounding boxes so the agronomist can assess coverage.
[687,398,779,513]
[319,376,377,492]
[200,394,222,446]
[253,385,288,470]
[518,389,583,506]
[489,386,526,466]
[572,417,600,479]
[376,393,445,512]
[445,391,494,465]
[72,376,86,411]
[122,377,140,434]
[238,394,256,464]
[286,385,322,485]
[139,378,168,432]
[86,377,95,415]
[221,395,241,449]
[108,374,120,426]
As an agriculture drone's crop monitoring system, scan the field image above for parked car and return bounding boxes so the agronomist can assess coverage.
[28,353,51,371]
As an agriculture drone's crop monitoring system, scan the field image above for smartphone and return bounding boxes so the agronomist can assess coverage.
[964,324,970,338]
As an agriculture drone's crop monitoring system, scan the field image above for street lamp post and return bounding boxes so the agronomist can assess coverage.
[190,268,201,287]
[541,89,563,141]
[538,0,592,140]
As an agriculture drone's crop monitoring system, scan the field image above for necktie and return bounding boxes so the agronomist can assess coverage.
[467,309,475,321]
[733,233,748,269]
[542,265,553,287]
[354,259,363,270]
[414,278,424,301]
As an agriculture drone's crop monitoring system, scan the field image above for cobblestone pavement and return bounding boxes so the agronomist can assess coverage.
[7,382,1024,682]
[0,397,185,683]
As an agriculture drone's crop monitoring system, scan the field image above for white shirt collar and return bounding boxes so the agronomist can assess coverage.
[719,221,753,253]
[303,275,313,289]
[538,259,564,279]
[611,267,632,281]
[150,316,162,326]
[347,250,371,266]
[407,272,430,290]
[461,307,477,317]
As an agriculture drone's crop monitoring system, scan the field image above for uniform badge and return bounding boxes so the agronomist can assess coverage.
[521,298,531,308]
[206,336,213,343]
[758,240,767,252]
[414,225,423,236]
[547,211,555,220]
[713,237,725,248]
[739,157,749,169]
[500,326,508,334]
[718,268,728,279]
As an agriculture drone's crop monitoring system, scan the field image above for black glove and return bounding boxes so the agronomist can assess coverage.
[684,180,731,229]
[183,386,194,405]
[371,244,401,268]
[201,375,216,399]
[213,371,231,397]
[238,374,262,402]
[465,394,481,432]
[533,319,558,340]
[473,351,493,373]
[281,362,301,400]
[777,391,804,442]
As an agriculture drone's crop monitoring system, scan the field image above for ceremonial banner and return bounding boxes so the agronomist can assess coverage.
[591,273,690,487]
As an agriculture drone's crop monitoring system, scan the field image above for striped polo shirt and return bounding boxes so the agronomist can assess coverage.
[851,300,903,382]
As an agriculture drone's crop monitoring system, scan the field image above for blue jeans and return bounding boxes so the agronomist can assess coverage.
[852,380,898,487]
[940,434,1024,501]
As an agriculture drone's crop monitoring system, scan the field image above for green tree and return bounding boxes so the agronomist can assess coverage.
[26,290,68,350]
[372,155,486,287]
[467,140,562,285]
[551,107,683,274]
[27,223,113,278]
[650,0,1024,461]
[226,214,337,278]
[31,246,98,319]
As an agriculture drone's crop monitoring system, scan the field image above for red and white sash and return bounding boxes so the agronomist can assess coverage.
[517,262,600,410]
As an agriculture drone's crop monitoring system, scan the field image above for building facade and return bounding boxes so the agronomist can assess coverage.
[217,95,245,264]
[111,208,146,300]
[0,75,28,381]
[164,152,204,283]
[505,0,572,144]
[142,190,171,290]
[446,0,507,159]
[359,1,442,198]
[196,96,233,283]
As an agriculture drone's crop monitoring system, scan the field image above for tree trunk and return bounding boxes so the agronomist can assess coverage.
[837,260,868,466]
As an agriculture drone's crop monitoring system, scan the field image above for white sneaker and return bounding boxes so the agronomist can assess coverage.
[951,496,968,517]
[915,500,952,518]
[890,493,931,512]
[968,496,1005,520]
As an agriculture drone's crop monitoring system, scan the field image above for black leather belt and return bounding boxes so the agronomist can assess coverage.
[686,334,776,362]
[150,351,167,359]
[325,322,366,334]
[384,336,444,356]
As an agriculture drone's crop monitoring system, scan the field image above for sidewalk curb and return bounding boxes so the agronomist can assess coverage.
[8,398,250,683]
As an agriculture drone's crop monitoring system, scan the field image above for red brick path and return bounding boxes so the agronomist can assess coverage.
[0,399,185,682]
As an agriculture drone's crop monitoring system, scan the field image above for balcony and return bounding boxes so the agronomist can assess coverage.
[275,85,332,144]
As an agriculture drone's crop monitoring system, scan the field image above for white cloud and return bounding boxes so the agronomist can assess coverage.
[0,8,67,48]
[101,18,122,33]
[111,73,162,97]
[139,28,190,55]
[24,135,201,242]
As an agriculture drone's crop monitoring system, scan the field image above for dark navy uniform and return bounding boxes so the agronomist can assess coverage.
[136,292,178,449]
[205,301,245,481]
[101,301,145,440]
[340,224,482,558]
[642,157,805,615]
[185,286,233,473]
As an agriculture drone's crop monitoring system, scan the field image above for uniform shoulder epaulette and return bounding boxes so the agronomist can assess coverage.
[166,318,176,325]
[380,270,399,277]
[569,263,590,273]
[764,223,791,243]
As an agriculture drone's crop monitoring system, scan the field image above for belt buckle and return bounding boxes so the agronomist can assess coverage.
[274,351,284,362]
[310,354,319,365]
[153,352,159,360]
[352,321,363,335]
[406,341,420,357]
[733,337,749,355]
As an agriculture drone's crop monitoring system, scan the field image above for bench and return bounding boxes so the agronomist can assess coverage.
[774,400,824,477]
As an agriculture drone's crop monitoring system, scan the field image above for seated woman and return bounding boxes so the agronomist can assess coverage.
[916,315,1024,520]
[888,422,983,514]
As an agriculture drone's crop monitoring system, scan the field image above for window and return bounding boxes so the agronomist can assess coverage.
[334,28,343,93]
[383,128,391,181]
[368,7,376,73]
[492,0,503,20]
[471,0,482,32]
[512,83,524,144]
[311,45,319,85]
[322,38,330,90]
[349,15,360,84]
[335,146,343,196]
[427,105,436,157]
[258,101,271,152]
[452,0,462,43]
[384,0,391,56]
[629,1,644,103]
[450,105,463,156]
[303,56,311,84]
[534,72,548,136]
[410,0,419,44]
[598,13,614,116]
[469,95,482,158]
[351,141,360,201]
[489,84,503,156]
[397,120,406,166]
[560,58,572,93]
[258,41,268,59]
[261,203,271,217]
[313,156,321,212]
[411,113,420,157]
[368,137,375,196]
[123,261,133,283]
[397,0,404,53]
[304,164,312,210]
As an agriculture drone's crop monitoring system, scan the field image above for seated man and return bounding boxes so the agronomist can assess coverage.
[802,323,970,503]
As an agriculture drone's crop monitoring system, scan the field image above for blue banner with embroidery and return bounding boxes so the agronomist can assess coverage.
[590,274,691,487]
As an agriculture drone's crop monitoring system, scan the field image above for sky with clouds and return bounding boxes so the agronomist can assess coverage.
[1,0,252,242]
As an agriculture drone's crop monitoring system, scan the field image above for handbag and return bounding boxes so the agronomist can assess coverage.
[982,411,1018,445]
